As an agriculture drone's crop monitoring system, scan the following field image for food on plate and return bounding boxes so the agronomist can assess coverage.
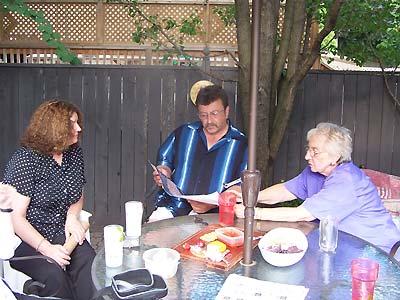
[182,242,191,250]
[200,231,218,242]
[190,245,207,258]
[206,241,229,263]
[206,240,227,253]
[266,243,303,254]
[215,227,244,247]
[196,239,206,248]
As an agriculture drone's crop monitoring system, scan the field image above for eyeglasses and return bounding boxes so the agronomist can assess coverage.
[198,109,225,120]
[305,146,325,157]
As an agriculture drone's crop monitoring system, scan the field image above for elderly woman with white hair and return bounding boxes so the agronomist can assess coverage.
[235,122,400,256]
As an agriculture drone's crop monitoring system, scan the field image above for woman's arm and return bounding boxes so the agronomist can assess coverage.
[235,203,316,222]
[0,184,18,259]
[257,183,297,204]
[65,196,86,245]
[12,191,71,267]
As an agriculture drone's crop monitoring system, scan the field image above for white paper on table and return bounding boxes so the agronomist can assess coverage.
[216,274,309,300]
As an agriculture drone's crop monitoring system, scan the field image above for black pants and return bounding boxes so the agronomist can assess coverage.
[11,235,96,300]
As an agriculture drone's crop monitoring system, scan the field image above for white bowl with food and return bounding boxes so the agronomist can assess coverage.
[143,248,180,279]
[258,227,308,267]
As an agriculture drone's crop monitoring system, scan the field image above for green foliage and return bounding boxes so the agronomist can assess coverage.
[335,0,400,68]
[278,199,303,208]
[1,0,81,64]
[212,5,235,27]
[108,0,203,64]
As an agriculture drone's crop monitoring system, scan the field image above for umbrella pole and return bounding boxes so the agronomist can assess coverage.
[242,0,261,266]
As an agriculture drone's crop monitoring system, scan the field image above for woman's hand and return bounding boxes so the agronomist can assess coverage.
[0,183,16,208]
[234,203,245,218]
[152,165,172,187]
[40,242,71,267]
[65,214,85,245]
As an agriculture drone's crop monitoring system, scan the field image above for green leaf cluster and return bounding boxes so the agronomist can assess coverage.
[108,0,203,64]
[335,0,400,68]
[1,0,81,65]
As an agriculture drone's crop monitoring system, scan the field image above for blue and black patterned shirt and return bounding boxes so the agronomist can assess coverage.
[155,120,248,216]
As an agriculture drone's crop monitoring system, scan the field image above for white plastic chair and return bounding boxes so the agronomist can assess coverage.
[2,210,92,293]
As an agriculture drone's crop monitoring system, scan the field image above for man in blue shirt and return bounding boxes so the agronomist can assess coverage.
[149,84,248,221]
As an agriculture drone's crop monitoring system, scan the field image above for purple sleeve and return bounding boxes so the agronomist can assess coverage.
[284,168,312,200]
[301,169,361,221]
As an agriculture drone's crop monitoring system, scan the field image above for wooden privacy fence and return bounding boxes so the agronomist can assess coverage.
[0,64,399,225]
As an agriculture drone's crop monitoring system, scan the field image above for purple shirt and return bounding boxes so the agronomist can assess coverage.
[285,162,400,254]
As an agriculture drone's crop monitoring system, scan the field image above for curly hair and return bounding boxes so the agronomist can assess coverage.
[20,100,84,155]
[307,122,352,164]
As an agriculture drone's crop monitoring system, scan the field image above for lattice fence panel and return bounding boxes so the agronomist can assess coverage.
[104,3,209,45]
[4,3,97,43]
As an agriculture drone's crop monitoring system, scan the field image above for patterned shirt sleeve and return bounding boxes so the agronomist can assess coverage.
[3,148,35,198]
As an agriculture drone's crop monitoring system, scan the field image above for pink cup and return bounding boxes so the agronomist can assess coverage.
[218,192,236,226]
[351,258,379,300]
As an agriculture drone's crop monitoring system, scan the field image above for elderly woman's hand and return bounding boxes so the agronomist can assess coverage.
[234,203,245,218]
[65,214,85,245]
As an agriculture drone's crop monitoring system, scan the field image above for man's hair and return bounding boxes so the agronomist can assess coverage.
[21,100,84,155]
[307,122,352,163]
[196,85,228,108]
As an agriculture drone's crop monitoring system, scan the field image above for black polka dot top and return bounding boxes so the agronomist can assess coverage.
[3,146,86,241]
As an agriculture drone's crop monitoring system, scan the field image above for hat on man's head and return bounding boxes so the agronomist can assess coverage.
[190,80,214,105]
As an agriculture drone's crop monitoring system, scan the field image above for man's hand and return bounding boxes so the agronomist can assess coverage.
[153,165,172,187]
[187,200,216,214]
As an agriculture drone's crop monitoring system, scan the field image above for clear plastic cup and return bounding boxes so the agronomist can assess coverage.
[319,216,339,252]
[125,201,143,246]
[104,224,124,268]
[351,258,379,300]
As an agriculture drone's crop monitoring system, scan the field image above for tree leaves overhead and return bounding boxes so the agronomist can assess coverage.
[1,0,81,65]
[336,0,400,68]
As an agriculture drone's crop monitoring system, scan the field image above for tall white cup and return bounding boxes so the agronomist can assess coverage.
[125,201,143,246]
[104,224,124,268]
[319,216,339,252]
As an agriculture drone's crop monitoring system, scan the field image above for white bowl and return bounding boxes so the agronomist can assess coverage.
[143,248,180,279]
[258,227,308,267]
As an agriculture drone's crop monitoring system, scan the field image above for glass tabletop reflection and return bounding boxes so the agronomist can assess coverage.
[91,214,400,300]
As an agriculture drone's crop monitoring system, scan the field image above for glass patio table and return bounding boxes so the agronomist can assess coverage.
[91,213,400,300]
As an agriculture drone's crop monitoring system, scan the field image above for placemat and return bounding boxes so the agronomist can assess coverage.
[172,224,264,271]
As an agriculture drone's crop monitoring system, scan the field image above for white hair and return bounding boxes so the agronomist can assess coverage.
[307,122,352,163]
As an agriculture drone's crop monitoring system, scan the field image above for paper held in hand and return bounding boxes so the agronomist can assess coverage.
[148,161,219,205]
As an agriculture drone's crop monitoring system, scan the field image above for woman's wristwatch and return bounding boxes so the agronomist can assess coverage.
[0,208,13,213]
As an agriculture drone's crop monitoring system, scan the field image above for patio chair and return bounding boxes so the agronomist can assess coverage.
[390,241,400,257]
[1,210,92,295]
[362,169,400,230]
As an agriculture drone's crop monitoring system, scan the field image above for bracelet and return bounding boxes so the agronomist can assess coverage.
[0,208,13,213]
[36,238,46,252]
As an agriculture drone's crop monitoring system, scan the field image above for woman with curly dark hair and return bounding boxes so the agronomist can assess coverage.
[3,100,95,300]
